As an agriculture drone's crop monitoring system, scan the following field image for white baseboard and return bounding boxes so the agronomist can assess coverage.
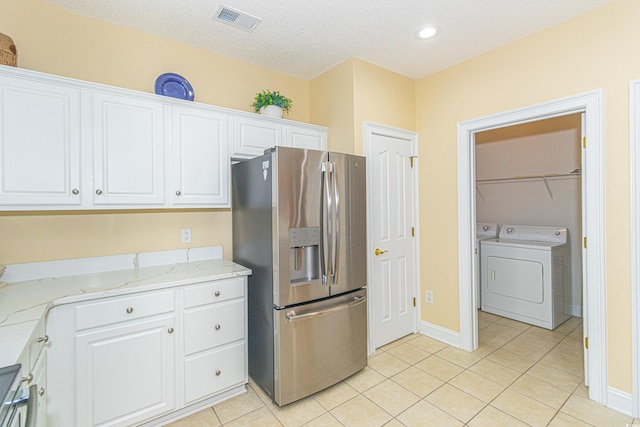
[419,320,461,348]
[567,304,582,317]
[607,386,633,417]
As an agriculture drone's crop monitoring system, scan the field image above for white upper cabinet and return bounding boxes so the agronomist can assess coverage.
[284,123,327,151]
[230,114,282,159]
[91,92,166,206]
[230,113,328,159]
[169,105,229,207]
[0,73,81,206]
[0,65,327,210]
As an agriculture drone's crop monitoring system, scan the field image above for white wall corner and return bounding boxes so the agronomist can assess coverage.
[419,320,461,349]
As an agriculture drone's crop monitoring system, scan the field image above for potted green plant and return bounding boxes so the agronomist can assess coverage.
[251,90,292,118]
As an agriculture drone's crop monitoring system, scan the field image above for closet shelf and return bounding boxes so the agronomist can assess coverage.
[475,170,580,201]
[476,170,581,184]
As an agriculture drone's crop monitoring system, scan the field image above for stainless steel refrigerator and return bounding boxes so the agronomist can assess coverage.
[232,146,367,406]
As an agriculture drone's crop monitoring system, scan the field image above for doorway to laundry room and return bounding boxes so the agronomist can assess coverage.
[473,113,587,393]
[456,90,606,405]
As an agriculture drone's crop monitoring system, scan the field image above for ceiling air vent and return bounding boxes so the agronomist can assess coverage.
[213,5,262,32]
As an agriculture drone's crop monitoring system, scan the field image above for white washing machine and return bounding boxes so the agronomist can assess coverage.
[480,225,571,330]
[476,223,499,309]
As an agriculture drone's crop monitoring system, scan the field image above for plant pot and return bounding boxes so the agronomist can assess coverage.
[260,105,283,118]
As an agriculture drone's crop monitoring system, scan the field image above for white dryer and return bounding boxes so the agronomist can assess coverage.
[476,223,499,309]
[480,225,571,330]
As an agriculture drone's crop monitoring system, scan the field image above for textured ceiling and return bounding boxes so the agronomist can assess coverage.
[42,0,612,80]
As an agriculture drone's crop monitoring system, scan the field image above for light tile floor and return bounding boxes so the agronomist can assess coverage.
[167,312,636,426]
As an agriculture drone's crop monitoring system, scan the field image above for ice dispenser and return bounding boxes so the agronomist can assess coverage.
[289,227,320,283]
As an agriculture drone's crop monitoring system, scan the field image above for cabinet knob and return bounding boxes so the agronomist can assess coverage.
[38,387,45,397]
[215,324,221,331]
[37,335,49,343]
[215,370,221,376]
[214,291,221,297]
[175,190,181,196]
[126,307,134,314]
[168,327,174,334]
[96,189,103,195]
[21,373,33,383]
[72,189,79,195]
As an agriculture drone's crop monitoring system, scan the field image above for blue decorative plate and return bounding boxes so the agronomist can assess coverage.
[154,73,194,101]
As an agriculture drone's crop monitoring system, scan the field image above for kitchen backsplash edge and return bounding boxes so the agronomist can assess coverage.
[2,246,223,284]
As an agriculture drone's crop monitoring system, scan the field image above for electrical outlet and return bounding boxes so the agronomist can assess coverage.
[425,290,434,304]
[181,228,192,244]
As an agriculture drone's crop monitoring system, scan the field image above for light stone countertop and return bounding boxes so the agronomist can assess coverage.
[0,247,251,367]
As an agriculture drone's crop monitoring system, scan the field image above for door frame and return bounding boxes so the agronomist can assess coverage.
[364,122,420,354]
[457,90,607,404]
[630,79,640,417]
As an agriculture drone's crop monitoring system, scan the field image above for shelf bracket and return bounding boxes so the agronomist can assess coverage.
[541,176,553,200]
[475,185,485,202]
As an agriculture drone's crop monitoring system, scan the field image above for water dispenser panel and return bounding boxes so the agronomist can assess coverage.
[289,227,320,284]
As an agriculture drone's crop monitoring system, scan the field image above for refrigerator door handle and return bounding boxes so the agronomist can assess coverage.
[331,161,339,285]
[285,295,366,322]
[321,161,332,286]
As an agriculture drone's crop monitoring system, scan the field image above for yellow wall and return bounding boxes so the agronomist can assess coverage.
[310,58,415,155]
[415,0,639,392]
[352,59,416,154]
[310,60,356,153]
[0,0,310,263]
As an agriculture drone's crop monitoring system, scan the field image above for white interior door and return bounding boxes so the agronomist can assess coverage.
[365,123,419,350]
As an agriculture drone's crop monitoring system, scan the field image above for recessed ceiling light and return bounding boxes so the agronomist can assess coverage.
[416,26,438,39]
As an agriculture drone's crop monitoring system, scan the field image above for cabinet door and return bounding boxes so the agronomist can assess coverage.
[230,114,281,159]
[91,92,165,205]
[284,124,327,151]
[170,106,229,206]
[32,351,47,427]
[75,315,176,427]
[0,75,81,206]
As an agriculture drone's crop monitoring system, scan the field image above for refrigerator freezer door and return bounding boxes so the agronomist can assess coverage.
[274,147,330,307]
[274,289,367,406]
[328,152,367,295]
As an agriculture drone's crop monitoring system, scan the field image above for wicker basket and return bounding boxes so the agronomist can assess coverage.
[0,32,17,67]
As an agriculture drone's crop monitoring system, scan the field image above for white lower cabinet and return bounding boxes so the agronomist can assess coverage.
[46,277,247,427]
[182,278,247,405]
[184,342,245,404]
[32,353,47,427]
[75,315,176,427]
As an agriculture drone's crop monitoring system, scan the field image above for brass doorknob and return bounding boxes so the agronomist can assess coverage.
[374,248,389,256]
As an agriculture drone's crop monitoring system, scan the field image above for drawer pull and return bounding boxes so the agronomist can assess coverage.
[215,370,221,376]
[168,327,174,334]
[126,307,134,314]
[38,387,45,397]
[215,324,221,331]
[37,335,49,343]
[214,291,221,297]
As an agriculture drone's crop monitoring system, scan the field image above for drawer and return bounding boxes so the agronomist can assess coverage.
[184,299,245,355]
[75,289,175,331]
[184,341,246,404]
[184,277,244,308]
